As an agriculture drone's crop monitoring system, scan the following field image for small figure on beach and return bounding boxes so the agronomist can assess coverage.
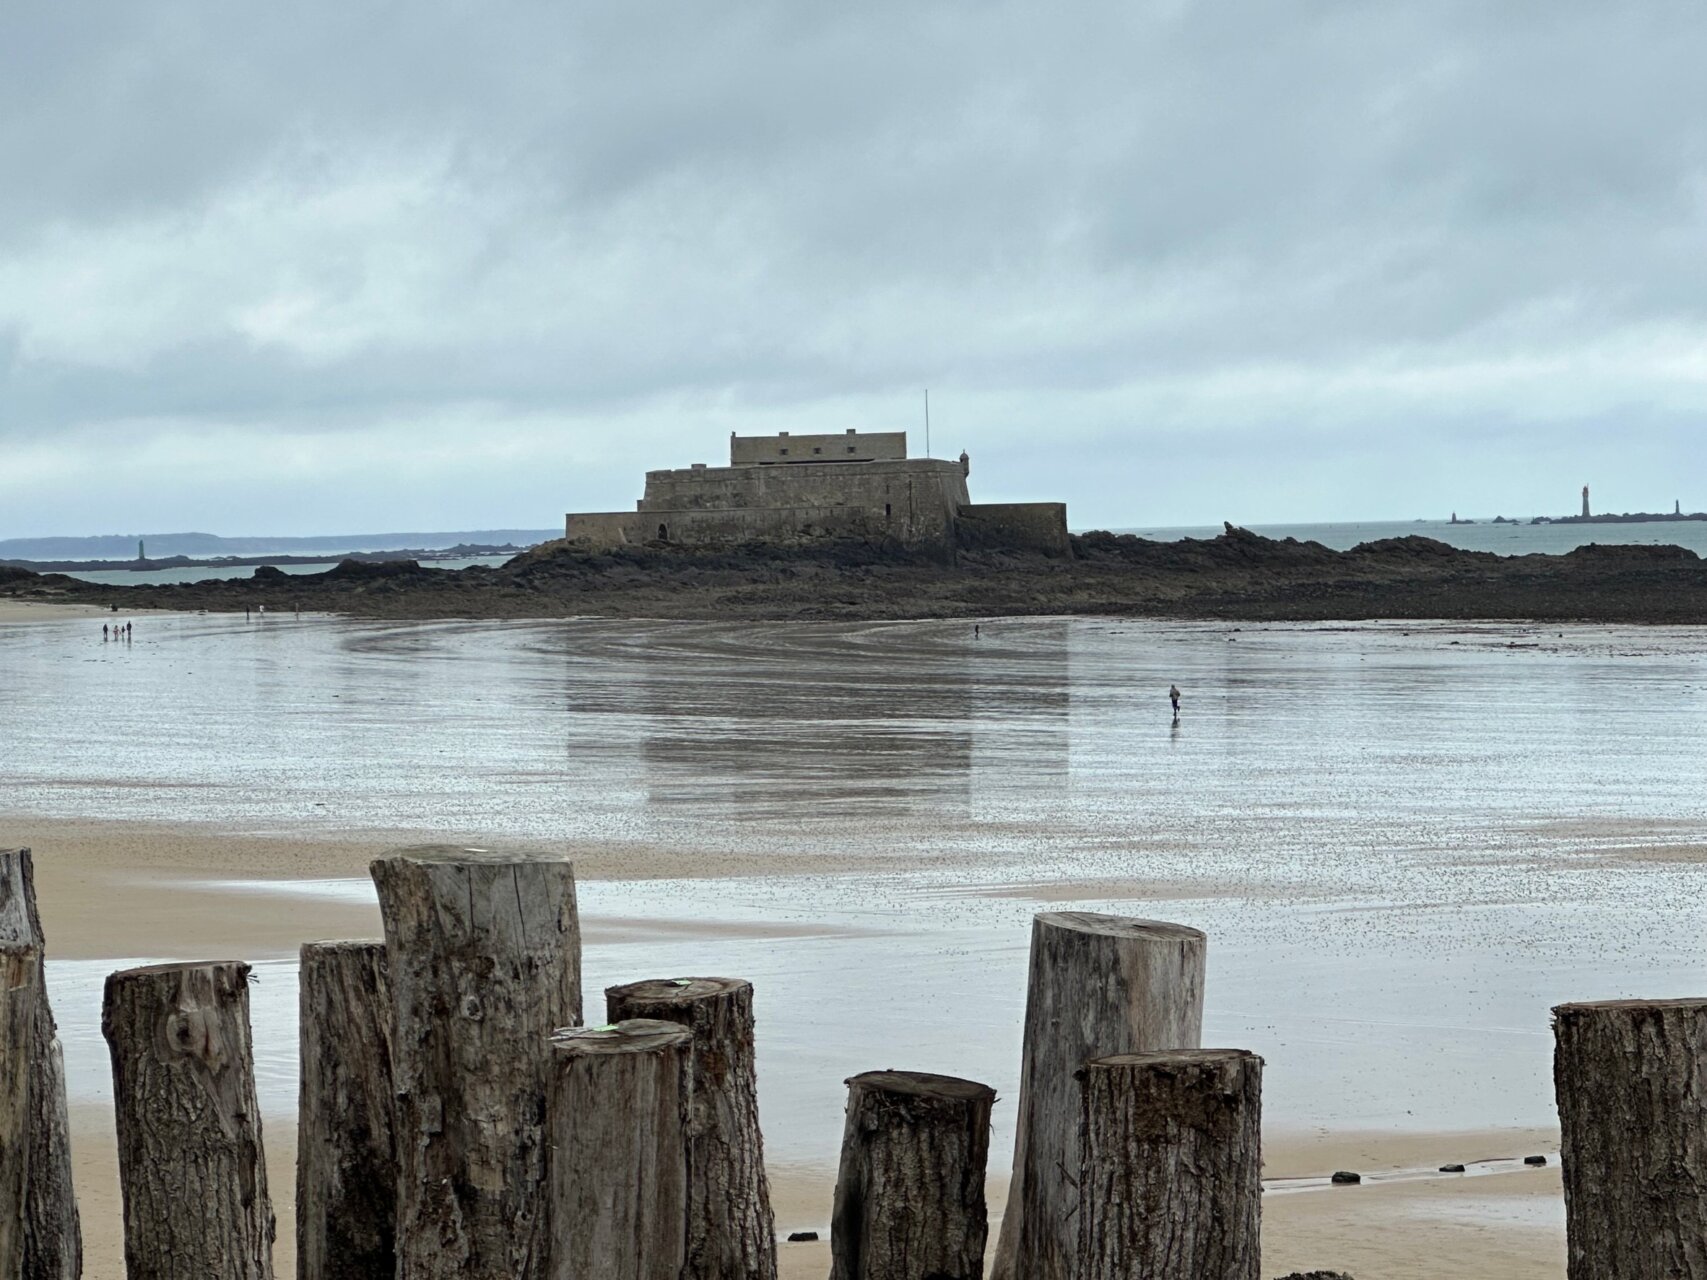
[1169,684,1181,715]
[102,623,109,641]
[975,624,980,639]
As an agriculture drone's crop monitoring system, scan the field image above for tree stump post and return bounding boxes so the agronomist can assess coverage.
[546,1020,693,1280]
[370,846,581,1280]
[1,848,80,1280]
[992,913,1206,1280]
[1554,998,1707,1279]
[1077,1049,1262,1280]
[828,1070,996,1280]
[0,867,40,1280]
[297,941,396,1280]
[605,977,776,1280]
[101,961,274,1280]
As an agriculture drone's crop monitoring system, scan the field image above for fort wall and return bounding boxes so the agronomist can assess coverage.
[566,432,1068,555]
[955,503,1073,556]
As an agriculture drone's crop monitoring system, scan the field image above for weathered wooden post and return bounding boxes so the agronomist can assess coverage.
[992,912,1207,1280]
[546,1019,693,1280]
[1554,998,1707,1279]
[0,864,41,1280]
[1077,1049,1262,1280]
[102,961,274,1280]
[371,846,581,1280]
[828,1070,995,1280]
[297,940,396,1280]
[605,977,776,1280]
[1,848,80,1280]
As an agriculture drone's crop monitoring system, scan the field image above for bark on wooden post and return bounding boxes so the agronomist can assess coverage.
[371,846,581,1280]
[605,976,776,1280]
[1077,1049,1262,1280]
[297,940,396,1280]
[101,961,274,1280]
[992,913,1207,1280]
[828,1070,995,1280]
[1554,998,1707,1279]
[546,1019,693,1280]
[1,848,81,1280]
[0,872,41,1280]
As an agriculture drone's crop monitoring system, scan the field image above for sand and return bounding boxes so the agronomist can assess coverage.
[0,601,127,622]
[16,815,1571,1280]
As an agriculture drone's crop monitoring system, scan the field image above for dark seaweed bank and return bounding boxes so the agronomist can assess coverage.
[5,525,1705,623]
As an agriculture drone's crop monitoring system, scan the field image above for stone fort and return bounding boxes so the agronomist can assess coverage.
[566,430,1070,554]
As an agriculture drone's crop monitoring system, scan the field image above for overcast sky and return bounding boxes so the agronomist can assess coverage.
[3,1,1704,536]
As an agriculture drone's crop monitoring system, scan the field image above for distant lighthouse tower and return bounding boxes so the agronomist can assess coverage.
[1581,485,1590,519]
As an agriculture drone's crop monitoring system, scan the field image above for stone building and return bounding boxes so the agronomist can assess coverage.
[566,429,1069,554]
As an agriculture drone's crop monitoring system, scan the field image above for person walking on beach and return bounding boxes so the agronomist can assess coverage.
[102,623,109,641]
[1169,683,1181,715]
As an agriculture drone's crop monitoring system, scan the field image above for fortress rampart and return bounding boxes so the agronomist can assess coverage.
[566,430,1068,555]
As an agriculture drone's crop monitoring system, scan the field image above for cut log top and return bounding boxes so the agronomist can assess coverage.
[1036,912,1206,943]
[605,976,747,1007]
[105,960,251,982]
[1087,1048,1263,1070]
[846,1071,996,1104]
[1554,998,1707,1017]
[302,938,384,954]
[551,1019,692,1057]
[370,844,572,867]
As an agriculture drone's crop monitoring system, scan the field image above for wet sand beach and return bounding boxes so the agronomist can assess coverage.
[9,613,1707,1276]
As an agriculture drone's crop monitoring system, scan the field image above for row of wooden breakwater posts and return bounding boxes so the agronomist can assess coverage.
[0,844,1703,1280]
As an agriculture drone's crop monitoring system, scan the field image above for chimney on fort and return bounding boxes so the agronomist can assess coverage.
[1581,485,1590,519]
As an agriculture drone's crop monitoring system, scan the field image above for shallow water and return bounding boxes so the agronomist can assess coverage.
[11,614,1707,1169]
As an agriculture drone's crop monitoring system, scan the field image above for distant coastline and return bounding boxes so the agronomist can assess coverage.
[0,543,528,574]
[1532,511,1707,526]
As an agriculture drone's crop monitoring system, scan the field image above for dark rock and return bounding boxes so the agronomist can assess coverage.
[1438,1163,1466,1173]
[1329,1170,1361,1185]
[325,557,423,580]
[1523,1154,1547,1166]
[786,1230,818,1242]
[252,565,289,582]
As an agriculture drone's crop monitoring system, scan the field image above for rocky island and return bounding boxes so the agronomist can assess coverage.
[5,525,1706,624]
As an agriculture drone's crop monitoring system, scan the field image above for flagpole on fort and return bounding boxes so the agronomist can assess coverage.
[924,389,931,458]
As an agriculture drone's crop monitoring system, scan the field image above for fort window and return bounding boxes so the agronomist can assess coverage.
[885,503,892,519]
[846,446,857,454]
[813,447,822,454]
[657,523,669,541]
[779,448,789,456]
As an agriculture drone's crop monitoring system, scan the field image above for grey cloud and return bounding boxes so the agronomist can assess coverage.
[1,1,1704,534]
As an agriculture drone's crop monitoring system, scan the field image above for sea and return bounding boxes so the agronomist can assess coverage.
[6,612,1707,1172]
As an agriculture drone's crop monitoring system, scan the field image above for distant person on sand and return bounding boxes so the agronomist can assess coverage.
[1169,684,1181,715]
[102,624,109,641]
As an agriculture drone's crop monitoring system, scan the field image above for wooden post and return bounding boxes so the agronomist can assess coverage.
[0,848,80,1280]
[297,941,396,1280]
[1077,1049,1262,1280]
[828,1070,995,1280]
[101,961,274,1280]
[992,912,1207,1280]
[546,1019,693,1280]
[0,863,40,1280]
[604,977,776,1280]
[1554,998,1707,1279]
[370,846,581,1280]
